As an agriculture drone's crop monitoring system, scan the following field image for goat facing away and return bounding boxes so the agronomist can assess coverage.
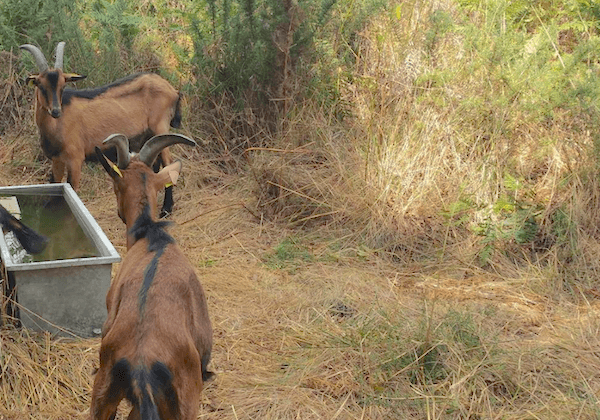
[20,42,183,217]
[90,133,213,420]
[0,204,48,255]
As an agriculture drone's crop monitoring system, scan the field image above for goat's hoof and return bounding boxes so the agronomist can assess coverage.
[159,210,171,219]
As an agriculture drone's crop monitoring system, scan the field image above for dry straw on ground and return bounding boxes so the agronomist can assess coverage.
[2,127,600,419]
[3,2,600,418]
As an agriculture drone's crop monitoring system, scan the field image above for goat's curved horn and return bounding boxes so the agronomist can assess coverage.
[54,42,65,70]
[139,134,197,167]
[103,134,131,169]
[19,44,49,72]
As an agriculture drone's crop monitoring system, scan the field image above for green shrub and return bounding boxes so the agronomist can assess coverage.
[189,0,288,102]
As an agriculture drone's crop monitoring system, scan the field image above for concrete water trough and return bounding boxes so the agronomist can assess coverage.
[0,183,121,337]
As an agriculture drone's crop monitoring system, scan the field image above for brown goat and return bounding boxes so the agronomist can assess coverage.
[20,42,183,217]
[90,133,213,420]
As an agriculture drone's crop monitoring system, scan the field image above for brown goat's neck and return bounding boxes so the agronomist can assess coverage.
[124,204,159,250]
[125,207,155,250]
[119,168,160,249]
[125,204,173,251]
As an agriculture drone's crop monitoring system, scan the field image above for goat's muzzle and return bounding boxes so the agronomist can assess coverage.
[49,108,61,118]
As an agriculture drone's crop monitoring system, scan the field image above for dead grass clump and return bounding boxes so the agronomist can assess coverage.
[0,327,96,419]
[0,131,47,188]
[248,0,600,279]
[248,145,339,227]
[0,50,33,137]
[185,90,277,173]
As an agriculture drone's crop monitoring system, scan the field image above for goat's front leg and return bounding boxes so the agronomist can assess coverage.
[65,156,84,191]
[176,376,203,420]
[49,158,65,183]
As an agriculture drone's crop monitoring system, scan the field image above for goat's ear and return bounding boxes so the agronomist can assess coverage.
[95,146,123,179]
[64,73,86,83]
[156,161,182,188]
[25,75,39,87]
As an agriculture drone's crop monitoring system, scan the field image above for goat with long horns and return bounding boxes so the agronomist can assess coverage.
[20,42,185,217]
[91,132,213,420]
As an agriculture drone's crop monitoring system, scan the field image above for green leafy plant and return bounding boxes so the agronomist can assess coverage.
[90,0,141,51]
[425,9,453,61]
[262,236,314,271]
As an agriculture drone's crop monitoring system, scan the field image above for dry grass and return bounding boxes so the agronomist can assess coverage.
[2,129,600,419]
[3,1,600,419]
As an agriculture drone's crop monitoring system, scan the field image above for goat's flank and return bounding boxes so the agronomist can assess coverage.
[20,42,183,217]
[90,133,213,420]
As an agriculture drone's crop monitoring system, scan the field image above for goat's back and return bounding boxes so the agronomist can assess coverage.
[56,73,181,156]
[103,238,212,361]
[64,73,177,104]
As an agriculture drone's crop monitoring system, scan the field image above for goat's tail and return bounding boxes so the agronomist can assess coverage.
[0,204,48,254]
[170,93,182,129]
[112,359,177,420]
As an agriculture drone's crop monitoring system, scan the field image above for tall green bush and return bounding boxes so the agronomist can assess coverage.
[189,0,288,103]
[0,0,90,70]
[0,0,153,85]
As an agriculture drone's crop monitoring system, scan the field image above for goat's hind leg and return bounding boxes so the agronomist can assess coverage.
[126,408,140,420]
[152,117,178,218]
[89,368,123,420]
[154,148,174,218]
[175,359,203,420]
